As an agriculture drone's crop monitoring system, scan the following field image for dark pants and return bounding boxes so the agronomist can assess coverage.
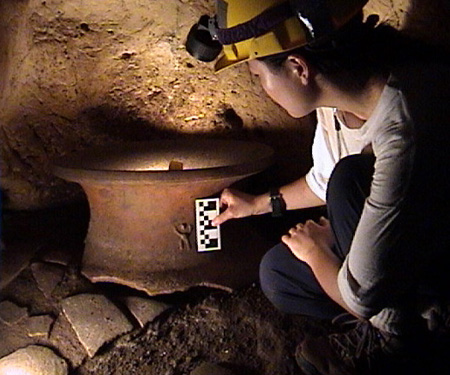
[259,154,375,319]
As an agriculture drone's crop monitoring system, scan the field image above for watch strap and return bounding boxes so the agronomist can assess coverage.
[270,188,285,218]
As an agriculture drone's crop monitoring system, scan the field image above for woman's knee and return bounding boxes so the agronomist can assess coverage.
[259,244,312,314]
[259,243,344,317]
[259,243,301,310]
[327,154,374,220]
[259,244,285,295]
[327,154,374,200]
[326,154,375,257]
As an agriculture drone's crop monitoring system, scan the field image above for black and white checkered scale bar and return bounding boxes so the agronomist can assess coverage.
[195,198,221,252]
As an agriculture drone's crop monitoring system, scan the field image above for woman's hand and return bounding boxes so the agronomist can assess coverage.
[282,217,335,264]
[212,188,264,226]
[283,217,358,316]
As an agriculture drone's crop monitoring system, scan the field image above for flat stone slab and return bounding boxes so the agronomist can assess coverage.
[191,363,237,375]
[31,262,65,298]
[0,322,29,358]
[38,246,73,267]
[61,293,133,357]
[123,296,171,327]
[26,314,55,338]
[0,300,28,325]
[0,345,68,375]
[49,313,89,368]
[0,313,55,358]
[0,241,39,291]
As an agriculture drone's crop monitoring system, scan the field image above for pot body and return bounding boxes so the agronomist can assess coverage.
[82,177,241,273]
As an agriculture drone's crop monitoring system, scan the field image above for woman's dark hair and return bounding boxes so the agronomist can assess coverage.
[261,13,447,93]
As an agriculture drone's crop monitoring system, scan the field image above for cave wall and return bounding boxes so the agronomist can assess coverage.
[0,0,449,210]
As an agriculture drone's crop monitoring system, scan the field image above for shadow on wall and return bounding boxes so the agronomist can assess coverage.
[403,0,450,49]
[81,104,177,142]
[81,105,247,142]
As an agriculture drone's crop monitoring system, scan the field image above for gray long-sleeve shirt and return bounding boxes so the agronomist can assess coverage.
[337,62,450,319]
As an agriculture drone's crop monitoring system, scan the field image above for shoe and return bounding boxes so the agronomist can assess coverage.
[295,319,408,375]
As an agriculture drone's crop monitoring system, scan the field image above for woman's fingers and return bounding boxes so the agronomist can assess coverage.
[212,188,256,225]
[218,188,233,208]
[288,223,303,235]
[212,209,232,226]
[319,216,329,225]
[213,189,235,225]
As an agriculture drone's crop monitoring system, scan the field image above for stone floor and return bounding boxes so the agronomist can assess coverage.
[0,202,179,373]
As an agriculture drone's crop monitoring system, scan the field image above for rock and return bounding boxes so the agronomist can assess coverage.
[26,314,55,338]
[0,241,38,291]
[0,300,28,326]
[0,324,28,358]
[49,313,89,368]
[31,262,65,298]
[190,363,237,375]
[61,293,133,357]
[123,296,171,328]
[0,345,68,375]
[38,247,72,267]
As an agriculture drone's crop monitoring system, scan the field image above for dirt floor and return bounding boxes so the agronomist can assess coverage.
[76,285,317,375]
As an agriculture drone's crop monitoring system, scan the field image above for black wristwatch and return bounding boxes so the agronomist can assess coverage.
[270,188,286,218]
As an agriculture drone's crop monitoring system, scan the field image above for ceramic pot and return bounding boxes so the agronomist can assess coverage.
[53,139,274,294]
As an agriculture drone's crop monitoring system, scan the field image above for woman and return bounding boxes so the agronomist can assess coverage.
[187,1,450,374]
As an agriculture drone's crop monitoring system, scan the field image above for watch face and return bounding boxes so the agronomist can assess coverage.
[270,188,281,199]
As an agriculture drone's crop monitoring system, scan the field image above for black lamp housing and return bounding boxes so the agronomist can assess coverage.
[185,15,222,62]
